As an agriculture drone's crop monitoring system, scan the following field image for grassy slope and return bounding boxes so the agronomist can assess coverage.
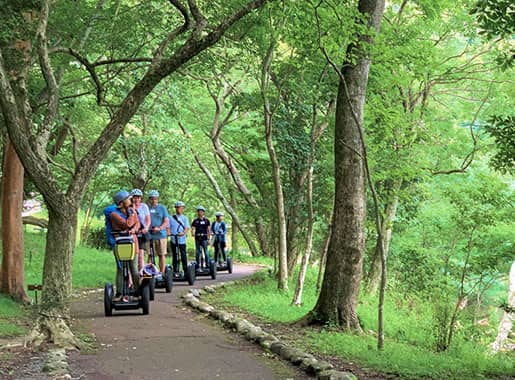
[207,269,514,380]
[0,230,114,338]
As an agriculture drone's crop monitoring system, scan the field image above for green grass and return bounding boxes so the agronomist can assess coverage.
[0,231,115,339]
[208,269,515,379]
[0,295,28,337]
[23,231,115,289]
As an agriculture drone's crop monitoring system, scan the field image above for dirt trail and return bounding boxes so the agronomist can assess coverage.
[68,264,310,380]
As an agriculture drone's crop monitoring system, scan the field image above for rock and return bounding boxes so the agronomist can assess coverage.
[279,346,303,361]
[313,360,334,373]
[259,335,279,350]
[218,311,235,325]
[317,370,357,380]
[197,302,214,313]
[208,309,224,320]
[290,352,315,365]
[234,318,253,334]
[189,288,201,298]
[203,285,215,293]
[269,341,287,355]
[43,349,69,375]
[246,326,264,341]
[300,357,319,373]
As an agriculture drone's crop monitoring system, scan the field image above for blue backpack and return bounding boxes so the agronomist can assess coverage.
[104,204,127,249]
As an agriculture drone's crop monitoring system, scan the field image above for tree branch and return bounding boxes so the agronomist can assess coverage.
[35,0,59,152]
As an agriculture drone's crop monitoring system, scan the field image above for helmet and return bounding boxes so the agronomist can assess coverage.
[148,190,159,198]
[175,201,185,208]
[215,211,223,217]
[196,206,205,212]
[130,188,143,197]
[113,190,130,205]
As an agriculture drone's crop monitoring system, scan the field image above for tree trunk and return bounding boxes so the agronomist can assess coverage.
[0,139,28,302]
[316,216,332,294]
[292,165,314,306]
[27,205,79,348]
[261,42,288,290]
[229,188,239,253]
[367,181,401,293]
[492,260,515,353]
[308,0,385,329]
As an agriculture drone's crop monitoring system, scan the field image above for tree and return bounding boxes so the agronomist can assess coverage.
[0,0,268,346]
[0,138,28,302]
[308,0,385,329]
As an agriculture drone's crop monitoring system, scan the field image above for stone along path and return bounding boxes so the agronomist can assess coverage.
[68,264,310,380]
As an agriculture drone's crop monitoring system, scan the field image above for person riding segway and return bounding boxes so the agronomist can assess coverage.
[169,201,195,285]
[192,206,216,279]
[130,188,150,271]
[104,190,151,316]
[212,211,233,274]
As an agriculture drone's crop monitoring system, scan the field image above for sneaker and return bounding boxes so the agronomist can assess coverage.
[122,296,129,302]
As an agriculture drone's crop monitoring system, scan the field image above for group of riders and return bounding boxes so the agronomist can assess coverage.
[108,189,227,301]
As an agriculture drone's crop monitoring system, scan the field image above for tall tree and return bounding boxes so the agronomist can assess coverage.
[0,138,27,302]
[308,0,385,329]
[0,0,268,346]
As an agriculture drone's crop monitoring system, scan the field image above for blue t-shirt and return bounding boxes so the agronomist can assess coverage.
[212,221,226,242]
[169,214,190,245]
[149,204,169,240]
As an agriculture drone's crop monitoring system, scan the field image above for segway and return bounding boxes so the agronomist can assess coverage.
[213,237,233,274]
[170,236,196,285]
[104,233,151,316]
[193,234,217,280]
[147,237,173,298]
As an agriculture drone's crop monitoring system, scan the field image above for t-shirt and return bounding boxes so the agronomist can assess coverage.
[192,217,210,240]
[169,214,190,245]
[149,204,169,240]
[135,203,150,228]
[212,221,226,242]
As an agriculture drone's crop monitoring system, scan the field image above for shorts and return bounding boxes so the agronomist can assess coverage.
[152,238,167,256]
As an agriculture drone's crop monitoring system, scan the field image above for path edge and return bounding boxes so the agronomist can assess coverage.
[182,282,357,380]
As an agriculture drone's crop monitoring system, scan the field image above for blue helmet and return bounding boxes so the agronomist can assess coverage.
[113,190,130,205]
[148,190,159,198]
[175,201,185,208]
[196,205,205,212]
[130,188,143,197]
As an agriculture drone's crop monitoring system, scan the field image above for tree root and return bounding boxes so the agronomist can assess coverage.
[25,315,80,350]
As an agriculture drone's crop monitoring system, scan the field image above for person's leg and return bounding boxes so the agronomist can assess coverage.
[195,239,201,267]
[171,243,179,272]
[214,240,220,263]
[202,240,210,265]
[157,238,167,273]
[180,244,188,273]
[114,253,122,297]
[221,241,227,261]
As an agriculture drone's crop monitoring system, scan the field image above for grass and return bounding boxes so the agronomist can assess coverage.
[0,295,28,337]
[0,231,115,339]
[206,269,515,379]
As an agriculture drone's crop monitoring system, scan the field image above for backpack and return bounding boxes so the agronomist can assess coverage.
[104,204,127,249]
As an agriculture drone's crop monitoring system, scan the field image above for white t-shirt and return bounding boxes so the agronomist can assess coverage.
[136,203,150,228]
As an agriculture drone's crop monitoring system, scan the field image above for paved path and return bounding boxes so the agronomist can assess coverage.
[68,264,310,380]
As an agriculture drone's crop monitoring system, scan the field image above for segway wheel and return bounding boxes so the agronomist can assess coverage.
[187,263,196,285]
[227,257,233,274]
[164,268,173,293]
[104,283,113,317]
[149,277,156,301]
[141,284,150,315]
[210,260,217,280]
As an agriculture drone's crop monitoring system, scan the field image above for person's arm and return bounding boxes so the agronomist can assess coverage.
[111,210,138,232]
[207,219,211,236]
[191,219,196,237]
[158,206,169,231]
[182,216,190,236]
